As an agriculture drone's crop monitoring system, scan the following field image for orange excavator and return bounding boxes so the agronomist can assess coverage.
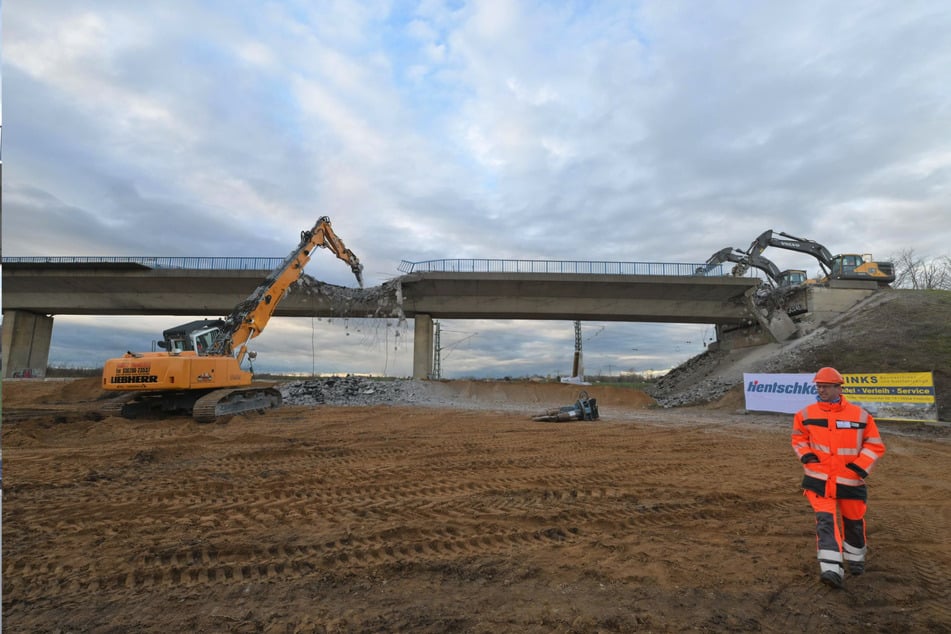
[101,216,363,422]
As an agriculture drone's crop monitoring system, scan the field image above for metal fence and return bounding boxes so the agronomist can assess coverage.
[1,256,286,270]
[398,259,724,277]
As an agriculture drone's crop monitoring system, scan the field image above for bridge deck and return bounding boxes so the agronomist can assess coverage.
[2,264,758,324]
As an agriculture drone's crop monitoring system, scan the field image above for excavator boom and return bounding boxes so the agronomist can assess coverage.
[746,229,833,273]
[211,216,364,363]
[744,228,894,285]
[696,247,802,286]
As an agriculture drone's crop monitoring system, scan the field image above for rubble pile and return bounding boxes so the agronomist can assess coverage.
[278,376,526,410]
[646,317,844,408]
[279,376,439,407]
[647,350,740,408]
[277,377,578,412]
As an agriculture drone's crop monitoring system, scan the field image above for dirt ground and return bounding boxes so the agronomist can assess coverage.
[3,378,950,633]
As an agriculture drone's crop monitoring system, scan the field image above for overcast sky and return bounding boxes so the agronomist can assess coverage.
[3,1,950,378]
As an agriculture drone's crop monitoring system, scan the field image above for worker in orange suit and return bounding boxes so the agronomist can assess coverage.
[791,367,886,589]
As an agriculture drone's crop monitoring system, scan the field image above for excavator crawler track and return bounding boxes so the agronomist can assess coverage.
[99,392,140,416]
[192,386,283,423]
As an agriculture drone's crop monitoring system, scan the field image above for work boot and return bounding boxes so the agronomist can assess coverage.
[849,561,865,576]
[820,570,843,589]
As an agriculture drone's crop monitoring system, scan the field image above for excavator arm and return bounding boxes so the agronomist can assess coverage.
[745,253,784,282]
[695,247,739,276]
[697,247,784,283]
[745,229,833,274]
[210,216,364,364]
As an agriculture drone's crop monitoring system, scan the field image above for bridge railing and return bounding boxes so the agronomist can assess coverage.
[1,256,286,270]
[3,256,753,279]
[398,259,729,277]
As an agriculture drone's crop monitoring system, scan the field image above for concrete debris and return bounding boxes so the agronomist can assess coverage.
[646,305,851,408]
[293,274,406,321]
[278,376,522,410]
[279,376,435,407]
[278,376,585,413]
[647,350,745,408]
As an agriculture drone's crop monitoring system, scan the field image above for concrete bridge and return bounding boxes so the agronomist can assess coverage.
[3,256,856,379]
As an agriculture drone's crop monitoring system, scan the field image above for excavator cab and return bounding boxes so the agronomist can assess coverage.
[777,270,808,286]
[830,254,895,284]
[156,319,226,356]
[831,254,864,278]
[192,328,220,356]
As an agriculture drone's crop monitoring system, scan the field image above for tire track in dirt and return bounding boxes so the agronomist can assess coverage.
[872,493,951,628]
[5,455,602,603]
[3,524,580,601]
[904,549,951,627]
[4,381,949,633]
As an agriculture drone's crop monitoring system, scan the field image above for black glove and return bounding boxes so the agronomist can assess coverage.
[846,463,868,478]
[801,453,820,464]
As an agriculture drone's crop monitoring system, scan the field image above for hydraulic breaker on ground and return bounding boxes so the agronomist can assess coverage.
[532,391,600,422]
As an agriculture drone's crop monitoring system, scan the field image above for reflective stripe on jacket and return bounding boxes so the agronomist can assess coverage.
[791,396,885,500]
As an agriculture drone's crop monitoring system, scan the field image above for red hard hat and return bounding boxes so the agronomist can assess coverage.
[814,367,844,384]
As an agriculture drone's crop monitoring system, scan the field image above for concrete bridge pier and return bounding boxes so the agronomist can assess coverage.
[2,310,54,378]
[413,314,434,379]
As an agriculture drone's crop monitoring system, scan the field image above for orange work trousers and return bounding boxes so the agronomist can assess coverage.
[805,490,867,575]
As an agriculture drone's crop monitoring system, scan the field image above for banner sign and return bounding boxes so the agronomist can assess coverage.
[743,372,938,422]
[744,374,817,415]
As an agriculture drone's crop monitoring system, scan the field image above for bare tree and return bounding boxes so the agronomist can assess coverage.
[891,249,951,290]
